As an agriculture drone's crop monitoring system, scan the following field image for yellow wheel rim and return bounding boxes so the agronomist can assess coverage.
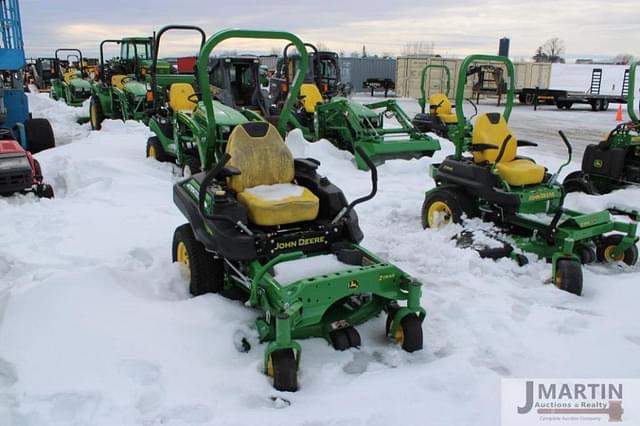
[148,145,157,158]
[427,201,453,228]
[603,245,624,262]
[554,270,562,289]
[393,327,405,345]
[90,103,97,128]
[266,355,274,378]
[176,241,190,279]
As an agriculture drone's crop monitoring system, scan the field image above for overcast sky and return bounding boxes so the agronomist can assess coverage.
[20,0,640,61]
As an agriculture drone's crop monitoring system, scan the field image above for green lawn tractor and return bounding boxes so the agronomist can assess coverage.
[145,25,255,175]
[421,54,639,296]
[563,61,640,210]
[412,64,456,138]
[170,29,426,392]
[89,36,169,130]
[267,44,441,170]
[49,49,93,107]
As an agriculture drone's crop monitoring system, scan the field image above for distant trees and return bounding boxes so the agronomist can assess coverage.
[533,38,566,63]
[401,41,435,57]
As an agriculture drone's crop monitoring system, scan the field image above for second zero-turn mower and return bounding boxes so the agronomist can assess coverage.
[421,54,639,296]
[268,43,441,170]
[171,29,426,392]
[563,61,640,213]
[89,36,169,130]
[49,48,93,107]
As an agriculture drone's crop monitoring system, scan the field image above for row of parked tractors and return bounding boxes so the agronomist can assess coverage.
[25,26,640,392]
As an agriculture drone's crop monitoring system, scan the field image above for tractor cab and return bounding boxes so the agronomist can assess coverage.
[209,56,269,116]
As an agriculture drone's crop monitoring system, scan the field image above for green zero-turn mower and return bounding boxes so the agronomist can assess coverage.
[89,36,169,130]
[48,49,93,107]
[563,61,640,218]
[171,29,425,392]
[268,43,441,170]
[412,64,456,138]
[145,26,273,176]
[421,54,639,296]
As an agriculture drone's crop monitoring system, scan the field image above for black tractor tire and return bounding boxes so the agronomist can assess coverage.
[421,188,477,229]
[599,100,609,111]
[596,234,639,266]
[330,329,351,351]
[146,137,169,163]
[344,327,361,348]
[563,171,598,195]
[181,156,201,177]
[35,183,54,199]
[90,96,105,131]
[554,259,583,296]
[397,315,423,353]
[268,349,298,392]
[172,224,225,296]
[25,118,55,154]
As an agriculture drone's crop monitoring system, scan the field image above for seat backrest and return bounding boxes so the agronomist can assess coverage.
[111,74,128,89]
[169,83,196,112]
[471,113,518,164]
[225,122,294,194]
[300,83,323,113]
[429,93,453,116]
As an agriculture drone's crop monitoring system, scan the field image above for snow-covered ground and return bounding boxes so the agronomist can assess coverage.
[1,93,639,425]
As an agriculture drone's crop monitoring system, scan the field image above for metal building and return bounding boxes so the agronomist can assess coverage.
[338,57,396,93]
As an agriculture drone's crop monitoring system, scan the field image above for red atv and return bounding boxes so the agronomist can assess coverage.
[0,138,54,198]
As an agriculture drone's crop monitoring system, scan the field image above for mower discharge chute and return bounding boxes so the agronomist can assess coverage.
[563,60,640,218]
[171,29,426,392]
[270,43,441,170]
[49,48,93,107]
[421,54,638,296]
[89,36,167,130]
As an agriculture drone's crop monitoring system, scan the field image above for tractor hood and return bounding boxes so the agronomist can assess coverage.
[193,101,250,126]
[69,78,92,91]
[123,80,149,97]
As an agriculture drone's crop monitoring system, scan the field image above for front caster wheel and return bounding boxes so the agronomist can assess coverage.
[35,183,54,199]
[554,259,583,296]
[387,311,423,352]
[267,349,298,392]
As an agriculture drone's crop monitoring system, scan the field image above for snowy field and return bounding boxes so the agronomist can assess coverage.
[1,93,640,425]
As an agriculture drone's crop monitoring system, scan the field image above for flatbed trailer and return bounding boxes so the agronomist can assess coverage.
[516,67,630,111]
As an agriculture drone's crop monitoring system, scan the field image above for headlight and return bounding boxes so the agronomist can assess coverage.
[0,155,30,171]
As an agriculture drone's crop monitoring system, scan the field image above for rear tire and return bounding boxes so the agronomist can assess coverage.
[172,224,224,296]
[181,156,201,177]
[90,96,105,131]
[25,118,55,154]
[35,183,54,199]
[146,137,169,163]
[563,171,598,194]
[596,234,639,266]
[554,259,583,296]
[268,349,298,392]
[421,188,477,229]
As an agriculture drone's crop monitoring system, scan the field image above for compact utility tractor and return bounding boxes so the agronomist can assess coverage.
[421,54,639,296]
[89,36,168,130]
[563,61,640,205]
[0,0,55,197]
[266,44,441,170]
[146,25,258,175]
[49,48,93,107]
[171,29,426,392]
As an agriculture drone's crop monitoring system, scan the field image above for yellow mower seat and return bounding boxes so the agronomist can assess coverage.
[111,74,128,90]
[429,93,457,124]
[472,113,544,186]
[300,83,323,113]
[226,122,319,226]
[169,83,197,113]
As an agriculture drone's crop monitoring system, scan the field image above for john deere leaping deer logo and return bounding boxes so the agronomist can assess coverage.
[593,159,603,168]
[348,279,359,289]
